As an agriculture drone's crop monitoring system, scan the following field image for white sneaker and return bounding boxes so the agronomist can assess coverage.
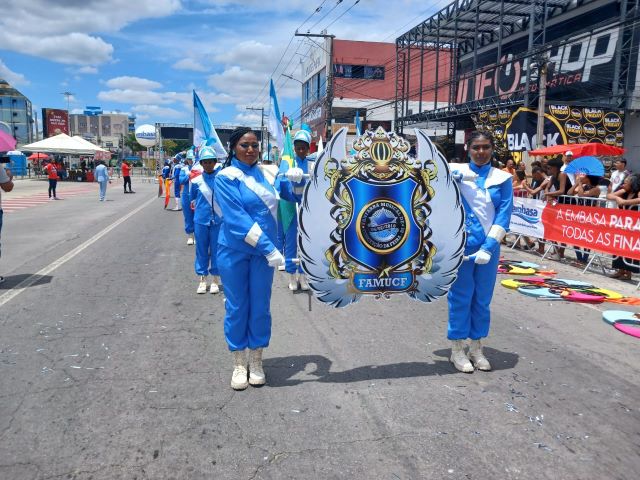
[468,339,491,371]
[288,273,299,291]
[196,276,207,294]
[209,282,219,294]
[231,350,248,390]
[298,274,310,291]
[278,265,285,271]
[450,340,474,373]
[249,348,266,386]
[187,235,194,245]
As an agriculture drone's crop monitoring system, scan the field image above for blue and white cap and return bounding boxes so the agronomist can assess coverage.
[186,149,195,160]
[199,146,217,161]
[293,129,311,145]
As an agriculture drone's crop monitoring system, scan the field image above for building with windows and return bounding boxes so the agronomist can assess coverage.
[298,38,450,145]
[0,79,34,146]
[70,110,134,158]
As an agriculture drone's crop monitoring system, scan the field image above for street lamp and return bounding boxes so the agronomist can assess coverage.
[246,106,266,154]
[282,73,302,84]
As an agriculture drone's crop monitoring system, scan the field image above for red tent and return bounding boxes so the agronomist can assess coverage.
[27,152,49,161]
[528,143,624,158]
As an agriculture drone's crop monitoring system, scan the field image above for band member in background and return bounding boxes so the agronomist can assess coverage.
[448,131,513,373]
[179,151,195,245]
[214,127,305,390]
[171,154,184,211]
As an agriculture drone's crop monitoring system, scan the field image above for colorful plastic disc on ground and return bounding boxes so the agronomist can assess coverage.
[560,290,605,304]
[613,320,640,339]
[546,278,594,288]
[500,260,540,269]
[585,288,625,300]
[518,276,547,284]
[602,310,640,325]
[501,266,537,275]
[501,277,547,290]
[517,285,562,299]
[501,279,522,289]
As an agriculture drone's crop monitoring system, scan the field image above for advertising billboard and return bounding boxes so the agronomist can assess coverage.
[42,108,69,137]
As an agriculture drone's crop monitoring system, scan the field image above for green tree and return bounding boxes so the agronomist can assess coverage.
[125,132,147,153]
[174,139,192,153]
[162,139,178,156]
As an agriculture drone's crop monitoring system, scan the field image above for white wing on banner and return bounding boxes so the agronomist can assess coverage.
[409,129,466,302]
[298,128,361,307]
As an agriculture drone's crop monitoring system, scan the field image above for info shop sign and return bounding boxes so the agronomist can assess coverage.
[541,204,640,261]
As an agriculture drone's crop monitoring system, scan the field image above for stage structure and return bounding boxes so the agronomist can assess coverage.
[395,0,640,160]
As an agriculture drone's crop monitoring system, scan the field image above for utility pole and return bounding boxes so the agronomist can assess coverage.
[295,32,334,140]
[61,91,74,135]
[535,58,548,149]
[246,106,265,154]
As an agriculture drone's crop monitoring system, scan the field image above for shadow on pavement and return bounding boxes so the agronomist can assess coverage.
[0,273,53,290]
[265,349,518,387]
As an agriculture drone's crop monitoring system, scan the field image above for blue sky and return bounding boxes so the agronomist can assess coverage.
[0,0,441,129]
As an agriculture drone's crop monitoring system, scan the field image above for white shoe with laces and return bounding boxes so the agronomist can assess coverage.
[187,234,194,245]
[209,282,219,294]
[288,273,299,291]
[248,348,266,386]
[196,276,207,294]
[450,340,474,373]
[298,274,310,291]
[231,350,248,390]
[468,339,492,371]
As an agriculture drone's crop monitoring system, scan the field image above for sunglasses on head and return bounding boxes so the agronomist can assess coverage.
[238,142,260,149]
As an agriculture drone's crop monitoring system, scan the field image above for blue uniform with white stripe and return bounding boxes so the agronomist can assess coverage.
[447,162,513,340]
[214,157,302,351]
[179,164,194,234]
[275,154,310,273]
[190,168,221,276]
[172,163,183,198]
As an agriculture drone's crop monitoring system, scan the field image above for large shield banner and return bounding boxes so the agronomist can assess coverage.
[298,126,466,308]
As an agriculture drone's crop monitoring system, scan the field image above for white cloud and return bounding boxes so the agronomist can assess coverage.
[98,88,170,105]
[105,76,163,90]
[0,59,29,86]
[234,111,262,126]
[173,58,209,72]
[77,66,98,74]
[132,104,183,119]
[0,0,181,65]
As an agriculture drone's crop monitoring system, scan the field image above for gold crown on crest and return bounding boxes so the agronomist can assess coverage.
[352,126,410,178]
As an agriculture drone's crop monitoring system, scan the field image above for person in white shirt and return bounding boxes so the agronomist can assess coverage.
[0,161,15,283]
[608,158,629,193]
[94,161,111,201]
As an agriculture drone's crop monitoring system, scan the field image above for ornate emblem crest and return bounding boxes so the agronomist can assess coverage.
[299,127,465,307]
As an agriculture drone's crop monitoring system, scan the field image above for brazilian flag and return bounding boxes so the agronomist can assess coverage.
[277,128,298,232]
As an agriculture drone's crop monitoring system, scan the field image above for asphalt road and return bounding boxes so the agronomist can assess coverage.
[1,178,639,479]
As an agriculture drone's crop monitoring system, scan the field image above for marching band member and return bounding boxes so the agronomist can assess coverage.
[214,127,305,390]
[179,151,195,245]
[190,146,222,294]
[171,154,184,211]
[275,129,312,291]
[448,131,513,373]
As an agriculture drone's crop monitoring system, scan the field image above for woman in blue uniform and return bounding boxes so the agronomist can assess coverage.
[179,150,195,245]
[448,131,513,373]
[215,127,304,390]
[190,147,222,294]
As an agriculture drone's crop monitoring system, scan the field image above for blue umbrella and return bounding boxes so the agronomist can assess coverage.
[564,156,604,177]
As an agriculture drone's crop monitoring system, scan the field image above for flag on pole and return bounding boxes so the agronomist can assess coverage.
[193,90,227,160]
[317,137,324,154]
[268,79,284,152]
[276,127,297,232]
[355,109,362,137]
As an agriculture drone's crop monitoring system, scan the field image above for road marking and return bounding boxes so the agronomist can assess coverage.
[0,195,157,308]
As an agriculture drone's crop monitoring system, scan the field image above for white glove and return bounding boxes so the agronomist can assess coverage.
[451,170,464,182]
[265,249,285,268]
[285,167,304,183]
[474,250,492,265]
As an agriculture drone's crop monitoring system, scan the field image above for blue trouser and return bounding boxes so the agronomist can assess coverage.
[217,245,274,351]
[447,249,500,340]
[277,215,301,274]
[98,180,107,200]
[0,209,3,259]
[181,194,194,234]
[174,182,181,198]
[194,222,220,276]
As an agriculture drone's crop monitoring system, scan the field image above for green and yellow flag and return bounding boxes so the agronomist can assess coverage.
[277,127,298,232]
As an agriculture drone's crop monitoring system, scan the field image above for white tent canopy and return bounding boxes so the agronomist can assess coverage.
[21,133,108,155]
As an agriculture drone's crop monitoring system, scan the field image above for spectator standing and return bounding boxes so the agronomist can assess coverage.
[606,174,640,279]
[43,160,59,200]
[0,161,14,283]
[94,160,111,201]
[608,158,629,195]
[121,160,135,194]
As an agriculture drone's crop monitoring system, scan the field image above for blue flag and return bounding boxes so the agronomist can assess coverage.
[355,109,362,137]
[193,90,227,159]
[268,79,284,152]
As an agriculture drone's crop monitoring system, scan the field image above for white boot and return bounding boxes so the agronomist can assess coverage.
[187,234,194,245]
[209,280,219,294]
[298,273,310,291]
[231,350,248,390]
[468,339,491,371]
[248,348,266,386]
[450,340,474,373]
[288,273,299,291]
[173,198,182,211]
[196,276,207,294]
